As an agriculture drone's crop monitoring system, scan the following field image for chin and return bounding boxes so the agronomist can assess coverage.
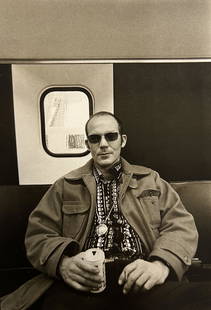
[98,160,112,167]
[97,158,114,168]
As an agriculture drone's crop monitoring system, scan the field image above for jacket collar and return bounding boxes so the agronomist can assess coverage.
[64,157,151,183]
[64,159,93,180]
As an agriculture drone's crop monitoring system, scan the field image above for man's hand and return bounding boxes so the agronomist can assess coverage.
[118,259,169,294]
[59,252,104,292]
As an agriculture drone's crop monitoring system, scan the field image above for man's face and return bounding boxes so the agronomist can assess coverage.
[85,115,127,170]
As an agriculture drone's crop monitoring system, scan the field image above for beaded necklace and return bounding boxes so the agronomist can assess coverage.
[95,177,118,237]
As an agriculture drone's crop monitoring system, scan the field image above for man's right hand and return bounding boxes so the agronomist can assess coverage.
[59,252,103,292]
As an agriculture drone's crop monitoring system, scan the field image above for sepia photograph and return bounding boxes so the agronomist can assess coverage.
[0,1,211,309]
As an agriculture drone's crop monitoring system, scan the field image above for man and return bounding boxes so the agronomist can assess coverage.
[1,111,211,309]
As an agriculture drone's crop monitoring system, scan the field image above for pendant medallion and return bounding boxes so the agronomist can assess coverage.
[96,224,108,236]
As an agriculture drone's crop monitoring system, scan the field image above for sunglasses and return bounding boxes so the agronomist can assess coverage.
[87,132,119,144]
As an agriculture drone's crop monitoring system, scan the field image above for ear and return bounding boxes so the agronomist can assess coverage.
[121,134,127,148]
[85,139,90,150]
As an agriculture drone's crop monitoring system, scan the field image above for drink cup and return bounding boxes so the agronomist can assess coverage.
[84,248,106,293]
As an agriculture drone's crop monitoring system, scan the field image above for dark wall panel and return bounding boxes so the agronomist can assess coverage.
[0,185,49,267]
[114,63,211,181]
[0,65,18,185]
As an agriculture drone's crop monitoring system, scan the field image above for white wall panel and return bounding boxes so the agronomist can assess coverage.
[12,64,113,184]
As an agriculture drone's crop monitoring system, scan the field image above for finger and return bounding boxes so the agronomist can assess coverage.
[70,270,103,286]
[143,278,156,291]
[132,273,150,293]
[77,258,100,275]
[64,277,95,292]
[64,264,103,287]
[61,267,101,288]
[71,264,102,281]
[69,272,103,289]
[118,269,128,285]
[66,256,100,279]
[118,260,139,285]
[122,269,142,294]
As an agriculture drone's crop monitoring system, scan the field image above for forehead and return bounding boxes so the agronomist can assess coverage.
[87,115,119,134]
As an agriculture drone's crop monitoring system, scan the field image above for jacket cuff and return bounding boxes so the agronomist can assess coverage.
[149,248,189,281]
[45,240,80,278]
[62,241,80,257]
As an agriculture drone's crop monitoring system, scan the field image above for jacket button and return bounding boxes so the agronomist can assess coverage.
[184,256,190,264]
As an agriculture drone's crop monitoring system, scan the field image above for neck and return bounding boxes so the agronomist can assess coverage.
[95,158,121,180]
[97,166,113,180]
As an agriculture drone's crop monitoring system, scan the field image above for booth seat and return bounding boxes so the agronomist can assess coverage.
[0,181,211,297]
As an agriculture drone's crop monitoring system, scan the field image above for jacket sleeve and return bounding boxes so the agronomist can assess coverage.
[148,172,198,280]
[25,179,79,278]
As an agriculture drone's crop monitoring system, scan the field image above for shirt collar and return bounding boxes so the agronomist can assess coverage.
[93,160,123,184]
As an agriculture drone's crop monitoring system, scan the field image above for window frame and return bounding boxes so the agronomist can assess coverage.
[40,86,93,157]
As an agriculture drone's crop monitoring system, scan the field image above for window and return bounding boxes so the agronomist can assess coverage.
[40,87,93,157]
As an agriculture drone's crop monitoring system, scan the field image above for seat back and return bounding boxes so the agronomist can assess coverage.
[172,181,211,264]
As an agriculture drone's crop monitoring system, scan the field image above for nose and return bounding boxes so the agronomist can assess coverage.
[99,135,109,147]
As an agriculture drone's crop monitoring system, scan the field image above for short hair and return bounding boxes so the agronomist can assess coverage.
[85,111,123,137]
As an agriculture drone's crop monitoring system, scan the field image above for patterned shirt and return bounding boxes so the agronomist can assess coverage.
[84,161,145,260]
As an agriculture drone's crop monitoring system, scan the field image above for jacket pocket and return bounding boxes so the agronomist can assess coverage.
[62,201,90,238]
[139,190,161,236]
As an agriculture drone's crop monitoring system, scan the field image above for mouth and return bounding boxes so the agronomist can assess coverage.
[98,152,111,156]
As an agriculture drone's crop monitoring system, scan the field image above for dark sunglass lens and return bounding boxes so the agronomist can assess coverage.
[106,132,119,141]
[88,135,101,143]
[88,132,119,143]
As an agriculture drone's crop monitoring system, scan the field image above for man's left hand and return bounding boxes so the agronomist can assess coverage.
[118,259,169,294]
